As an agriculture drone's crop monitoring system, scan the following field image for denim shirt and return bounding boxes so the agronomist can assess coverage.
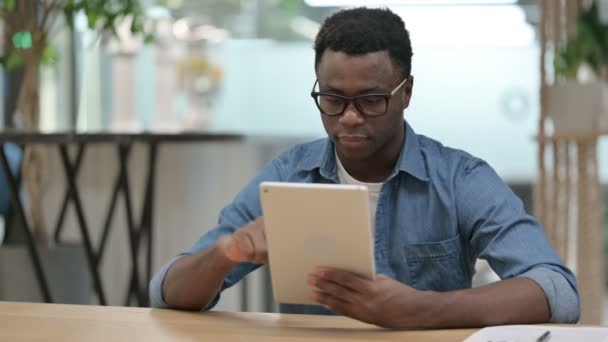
[150,122,580,323]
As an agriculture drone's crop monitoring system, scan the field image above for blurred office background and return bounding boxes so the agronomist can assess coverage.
[1,0,606,324]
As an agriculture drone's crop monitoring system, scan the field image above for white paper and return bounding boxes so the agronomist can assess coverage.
[463,325,608,342]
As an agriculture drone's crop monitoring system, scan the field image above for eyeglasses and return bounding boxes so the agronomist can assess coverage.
[310,76,410,117]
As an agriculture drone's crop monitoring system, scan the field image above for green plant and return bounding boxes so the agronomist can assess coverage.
[1,0,153,128]
[0,0,152,240]
[555,2,608,81]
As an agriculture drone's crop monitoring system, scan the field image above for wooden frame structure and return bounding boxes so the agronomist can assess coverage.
[537,0,604,324]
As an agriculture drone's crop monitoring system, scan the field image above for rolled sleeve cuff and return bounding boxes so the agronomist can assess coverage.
[517,266,580,323]
[149,255,187,308]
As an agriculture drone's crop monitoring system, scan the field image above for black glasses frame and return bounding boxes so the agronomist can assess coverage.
[310,76,410,117]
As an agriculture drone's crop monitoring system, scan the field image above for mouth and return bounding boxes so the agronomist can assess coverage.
[337,134,370,149]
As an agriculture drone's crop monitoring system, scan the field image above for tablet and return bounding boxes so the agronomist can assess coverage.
[259,181,376,305]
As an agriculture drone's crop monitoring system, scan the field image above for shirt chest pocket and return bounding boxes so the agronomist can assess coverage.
[406,235,469,292]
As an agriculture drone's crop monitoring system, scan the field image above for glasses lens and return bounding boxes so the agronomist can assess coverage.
[317,95,345,115]
[355,96,387,116]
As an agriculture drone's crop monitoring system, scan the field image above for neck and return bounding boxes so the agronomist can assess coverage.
[337,126,405,183]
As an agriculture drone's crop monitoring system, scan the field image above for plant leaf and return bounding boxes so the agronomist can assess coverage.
[87,13,99,29]
[60,0,155,46]
[64,5,75,29]
[143,32,155,44]
[5,50,24,70]
[4,0,15,11]
[12,31,33,49]
[41,46,59,66]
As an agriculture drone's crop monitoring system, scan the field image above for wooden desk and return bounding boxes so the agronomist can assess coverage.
[0,301,475,341]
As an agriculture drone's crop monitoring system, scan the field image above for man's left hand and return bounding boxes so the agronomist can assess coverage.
[308,267,433,328]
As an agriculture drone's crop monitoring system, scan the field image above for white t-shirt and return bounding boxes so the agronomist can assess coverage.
[335,152,383,230]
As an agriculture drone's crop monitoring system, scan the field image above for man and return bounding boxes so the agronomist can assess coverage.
[150,7,579,328]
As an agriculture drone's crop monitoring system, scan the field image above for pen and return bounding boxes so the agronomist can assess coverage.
[536,330,551,342]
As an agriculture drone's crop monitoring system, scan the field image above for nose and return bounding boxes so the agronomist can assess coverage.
[338,101,365,126]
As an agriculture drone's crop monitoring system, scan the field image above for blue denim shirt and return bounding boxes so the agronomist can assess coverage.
[150,123,580,323]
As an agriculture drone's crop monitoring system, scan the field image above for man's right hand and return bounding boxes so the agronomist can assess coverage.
[217,216,268,264]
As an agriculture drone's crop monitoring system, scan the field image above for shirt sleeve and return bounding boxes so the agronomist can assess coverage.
[149,255,186,308]
[149,157,287,309]
[455,158,580,323]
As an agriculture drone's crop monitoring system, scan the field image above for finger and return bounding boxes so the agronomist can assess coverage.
[241,220,265,263]
[254,216,265,225]
[248,223,268,263]
[219,234,249,263]
[313,267,370,294]
[232,231,255,261]
[246,231,266,263]
[375,274,395,281]
[310,290,355,318]
[308,274,356,303]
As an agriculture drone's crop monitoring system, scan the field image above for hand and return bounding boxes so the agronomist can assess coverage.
[308,267,433,328]
[217,217,268,264]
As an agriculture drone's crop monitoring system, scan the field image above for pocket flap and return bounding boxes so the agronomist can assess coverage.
[407,235,461,262]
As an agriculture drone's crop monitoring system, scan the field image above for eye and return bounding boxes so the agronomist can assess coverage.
[321,96,343,104]
[360,96,383,105]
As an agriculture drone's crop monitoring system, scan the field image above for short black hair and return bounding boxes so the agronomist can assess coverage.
[314,7,413,78]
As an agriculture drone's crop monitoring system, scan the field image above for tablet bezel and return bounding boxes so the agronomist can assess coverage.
[259,181,376,305]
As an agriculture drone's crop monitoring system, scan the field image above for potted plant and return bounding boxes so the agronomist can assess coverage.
[0,0,152,303]
[548,2,608,134]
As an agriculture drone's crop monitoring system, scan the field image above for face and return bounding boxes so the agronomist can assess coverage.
[315,49,413,163]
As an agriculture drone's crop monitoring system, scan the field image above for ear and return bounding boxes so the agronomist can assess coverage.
[402,76,414,109]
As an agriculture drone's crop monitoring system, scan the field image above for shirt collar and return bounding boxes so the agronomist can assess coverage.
[299,122,429,182]
[396,122,429,182]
